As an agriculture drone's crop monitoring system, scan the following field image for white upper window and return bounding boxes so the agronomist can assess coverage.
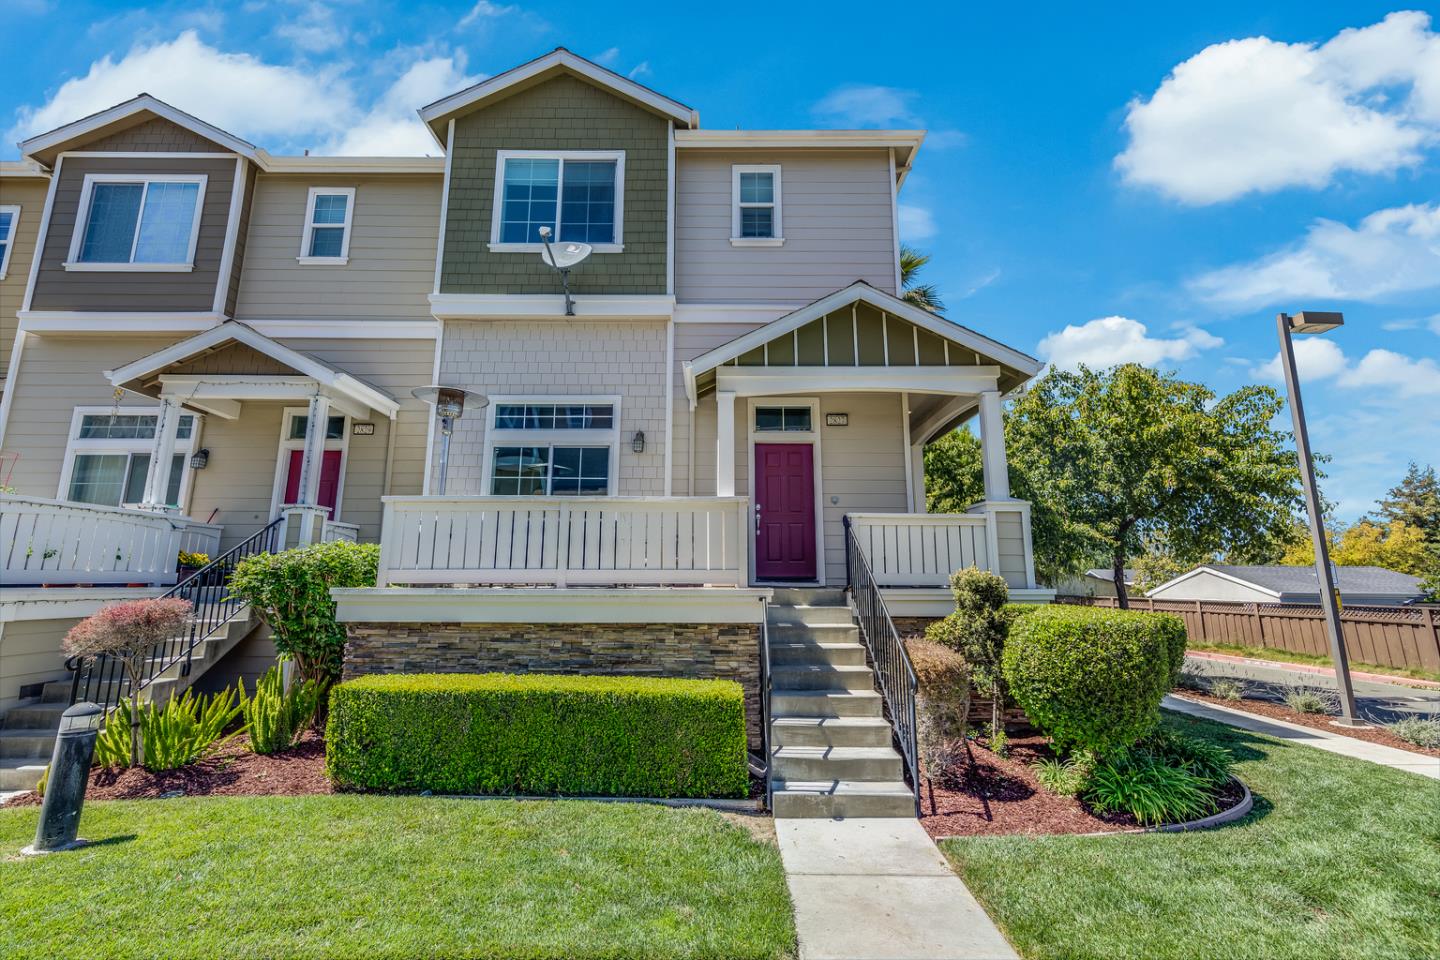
[483,397,620,496]
[298,187,356,264]
[0,205,18,279]
[66,174,207,271]
[731,164,782,246]
[489,151,625,252]
[59,407,198,509]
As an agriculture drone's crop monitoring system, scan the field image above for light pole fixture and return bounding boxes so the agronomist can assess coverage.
[412,385,487,496]
[1276,311,1363,726]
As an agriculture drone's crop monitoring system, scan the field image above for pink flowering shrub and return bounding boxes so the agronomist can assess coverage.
[63,597,192,767]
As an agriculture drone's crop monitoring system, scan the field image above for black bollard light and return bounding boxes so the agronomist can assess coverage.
[23,702,103,855]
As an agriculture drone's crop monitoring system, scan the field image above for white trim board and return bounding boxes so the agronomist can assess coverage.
[428,293,675,320]
[332,587,772,625]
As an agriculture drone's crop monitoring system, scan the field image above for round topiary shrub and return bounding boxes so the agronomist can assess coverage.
[1002,605,1184,755]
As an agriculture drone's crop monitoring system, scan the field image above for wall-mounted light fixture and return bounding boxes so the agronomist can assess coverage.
[189,449,210,470]
[631,431,646,454]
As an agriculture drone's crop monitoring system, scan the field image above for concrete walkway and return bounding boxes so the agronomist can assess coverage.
[776,818,1017,960]
[1165,695,1440,780]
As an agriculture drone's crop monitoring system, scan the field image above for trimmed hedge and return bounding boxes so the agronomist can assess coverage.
[326,673,749,798]
[1002,605,1186,755]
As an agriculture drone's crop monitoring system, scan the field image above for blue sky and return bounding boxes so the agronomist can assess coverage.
[3,1,1438,521]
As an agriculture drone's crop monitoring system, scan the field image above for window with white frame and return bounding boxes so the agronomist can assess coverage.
[485,399,619,496]
[0,205,18,279]
[66,174,207,269]
[731,164,782,244]
[298,187,355,263]
[60,408,197,508]
[490,152,624,249]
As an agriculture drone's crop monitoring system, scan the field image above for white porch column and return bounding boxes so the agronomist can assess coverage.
[978,389,1011,501]
[296,394,331,507]
[140,397,182,509]
[910,444,927,513]
[715,390,736,497]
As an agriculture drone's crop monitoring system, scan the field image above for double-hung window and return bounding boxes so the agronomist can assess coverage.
[485,399,619,496]
[298,187,355,264]
[490,151,624,250]
[66,174,206,270]
[61,408,198,508]
[0,205,18,279]
[731,164,782,245]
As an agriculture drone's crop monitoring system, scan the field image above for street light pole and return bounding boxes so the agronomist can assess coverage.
[1276,312,1362,726]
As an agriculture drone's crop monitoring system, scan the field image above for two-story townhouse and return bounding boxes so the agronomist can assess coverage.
[1,49,1049,815]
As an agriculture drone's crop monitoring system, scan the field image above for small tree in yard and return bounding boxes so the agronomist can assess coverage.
[228,540,379,689]
[62,597,193,768]
[927,567,1011,752]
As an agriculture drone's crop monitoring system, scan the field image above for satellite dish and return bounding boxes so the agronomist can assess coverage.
[536,226,591,315]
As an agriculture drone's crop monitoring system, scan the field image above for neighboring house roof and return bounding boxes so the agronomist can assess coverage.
[681,281,1043,405]
[418,47,700,146]
[1085,568,1135,585]
[18,93,263,169]
[1152,564,1425,599]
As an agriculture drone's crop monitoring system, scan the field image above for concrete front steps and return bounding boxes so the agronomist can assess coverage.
[767,588,915,818]
[0,608,257,793]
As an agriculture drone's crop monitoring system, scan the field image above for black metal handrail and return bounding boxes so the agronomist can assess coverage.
[759,598,773,810]
[844,516,921,817]
[67,518,283,711]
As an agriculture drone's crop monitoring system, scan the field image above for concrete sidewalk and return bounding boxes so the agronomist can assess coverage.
[776,817,1017,960]
[1165,695,1440,780]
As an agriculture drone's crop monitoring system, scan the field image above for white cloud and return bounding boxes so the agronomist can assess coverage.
[593,47,620,66]
[326,55,480,156]
[1252,340,1440,398]
[628,62,651,80]
[1431,314,1440,335]
[6,30,354,145]
[274,2,348,53]
[458,1,517,28]
[1037,316,1222,370]
[813,84,919,127]
[1117,11,1440,204]
[897,204,936,241]
[1188,202,1440,309]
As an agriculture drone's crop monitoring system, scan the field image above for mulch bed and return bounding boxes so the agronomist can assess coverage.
[1173,689,1440,758]
[918,733,1138,839]
[4,731,332,807]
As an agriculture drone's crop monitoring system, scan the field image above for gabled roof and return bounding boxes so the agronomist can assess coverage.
[683,281,1041,400]
[1153,564,1425,599]
[1085,568,1135,585]
[418,47,698,146]
[18,94,262,169]
[104,321,398,417]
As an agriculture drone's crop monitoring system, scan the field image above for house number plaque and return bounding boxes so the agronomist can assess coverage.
[825,413,849,426]
[352,423,375,436]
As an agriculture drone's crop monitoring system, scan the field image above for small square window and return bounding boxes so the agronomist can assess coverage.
[733,165,781,241]
[288,415,346,440]
[755,406,812,432]
[300,188,354,262]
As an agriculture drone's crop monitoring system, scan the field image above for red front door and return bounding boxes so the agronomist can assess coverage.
[755,443,816,581]
[284,449,343,519]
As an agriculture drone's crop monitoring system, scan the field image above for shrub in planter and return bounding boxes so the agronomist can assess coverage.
[906,639,971,784]
[245,662,322,754]
[327,673,749,798]
[229,540,379,687]
[94,685,247,772]
[928,567,1011,748]
[1082,748,1217,826]
[1002,605,1184,755]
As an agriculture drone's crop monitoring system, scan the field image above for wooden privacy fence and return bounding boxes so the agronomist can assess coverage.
[1061,595,1440,673]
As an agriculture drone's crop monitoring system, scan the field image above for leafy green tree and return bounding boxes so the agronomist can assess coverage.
[1373,462,1440,544]
[1004,364,1303,608]
[1282,518,1435,578]
[1129,534,1192,596]
[900,245,944,314]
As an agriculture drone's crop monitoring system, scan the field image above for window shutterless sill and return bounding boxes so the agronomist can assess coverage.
[296,256,350,266]
[486,242,625,254]
[62,262,195,272]
[729,237,785,248]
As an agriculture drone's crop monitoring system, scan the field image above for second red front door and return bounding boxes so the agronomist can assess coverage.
[755,443,816,581]
[283,449,343,518]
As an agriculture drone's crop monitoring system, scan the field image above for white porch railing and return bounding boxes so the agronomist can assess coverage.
[176,521,224,558]
[0,495,198,586]
[377,496,750,587]
[846,503,1037,590]
[322,520,360,543]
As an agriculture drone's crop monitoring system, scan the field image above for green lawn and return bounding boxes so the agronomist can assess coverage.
[0,796,795,960]
[941,711,1440,960]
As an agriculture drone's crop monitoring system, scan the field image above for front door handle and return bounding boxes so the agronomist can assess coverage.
[754,503,761,536]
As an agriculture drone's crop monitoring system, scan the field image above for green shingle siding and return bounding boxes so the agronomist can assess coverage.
[440,76,670,295]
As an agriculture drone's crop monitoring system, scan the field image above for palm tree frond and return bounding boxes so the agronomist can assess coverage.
[899,244,943,313]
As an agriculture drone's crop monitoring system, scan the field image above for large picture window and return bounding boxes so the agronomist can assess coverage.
[484,397,620,497]
[60,408,198,508]
[490,152,624,250]
[66,174,207,270]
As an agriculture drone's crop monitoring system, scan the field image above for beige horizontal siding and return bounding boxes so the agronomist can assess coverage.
[676,150,898,303]
[1,176,49,381]
[234,175,441,321]
[0,618,78,713]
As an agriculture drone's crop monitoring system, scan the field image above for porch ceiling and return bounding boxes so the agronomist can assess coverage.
[104,320,399,420]
[683,281,1040,403]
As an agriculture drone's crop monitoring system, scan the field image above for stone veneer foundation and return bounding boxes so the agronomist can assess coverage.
[343,622,763,748]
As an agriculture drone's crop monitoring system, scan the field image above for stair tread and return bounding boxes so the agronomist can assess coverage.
[0,758,48,770]
[770,779,914,796]
[772,745,900,760]
[0,730,55,741]
[772,688,880,698]
[771,715,891,726]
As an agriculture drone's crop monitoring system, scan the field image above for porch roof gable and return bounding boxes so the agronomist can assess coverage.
[681,281,1042,403]
[104,320,400,418]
